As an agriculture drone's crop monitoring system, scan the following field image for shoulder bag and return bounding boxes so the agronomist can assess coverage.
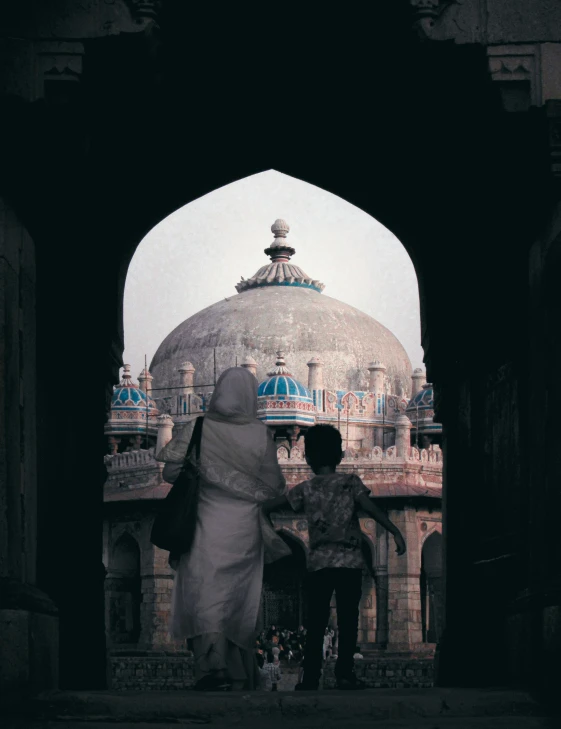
[150,416,204,556]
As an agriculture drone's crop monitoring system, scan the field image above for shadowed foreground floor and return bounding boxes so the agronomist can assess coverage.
[1,687,558,727]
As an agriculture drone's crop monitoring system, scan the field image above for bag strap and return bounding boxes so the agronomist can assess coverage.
[184,416,204,463]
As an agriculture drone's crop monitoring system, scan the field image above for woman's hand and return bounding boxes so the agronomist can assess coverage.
[393,531,406,556]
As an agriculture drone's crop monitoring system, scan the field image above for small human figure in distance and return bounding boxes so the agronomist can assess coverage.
[353,645,364,660]
[262,424,406,691]
[256,653,269,691]
[264,651,281,691]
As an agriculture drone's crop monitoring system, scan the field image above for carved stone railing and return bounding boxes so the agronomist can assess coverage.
[104,448,158,471]
[278,444,443,464]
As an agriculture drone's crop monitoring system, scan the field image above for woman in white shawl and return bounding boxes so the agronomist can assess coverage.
[158,366,291,691]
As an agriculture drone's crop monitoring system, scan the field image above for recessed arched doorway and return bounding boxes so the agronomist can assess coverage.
[420,530,443,645]
[262,531,308,631]
[105,532,142,646]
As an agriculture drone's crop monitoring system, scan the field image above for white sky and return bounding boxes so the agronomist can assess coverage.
[123,170,424,379]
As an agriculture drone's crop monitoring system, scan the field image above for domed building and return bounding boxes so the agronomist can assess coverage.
[150,220,413,399]
[104,364,160,454]
[102,220,443,691]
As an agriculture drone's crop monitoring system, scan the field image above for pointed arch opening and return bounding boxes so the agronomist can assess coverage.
[421,530,443,644]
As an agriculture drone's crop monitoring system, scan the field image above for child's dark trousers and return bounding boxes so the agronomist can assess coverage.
[303,567,362,686]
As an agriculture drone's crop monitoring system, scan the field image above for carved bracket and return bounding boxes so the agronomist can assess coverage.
[410,0,458,40]
[487,45,542,111]
[33,41,84,101]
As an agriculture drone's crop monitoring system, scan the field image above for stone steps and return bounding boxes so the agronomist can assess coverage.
[3,687,551,725]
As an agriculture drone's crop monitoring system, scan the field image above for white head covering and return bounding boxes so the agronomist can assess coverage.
[205,366,258,425]
[200,367,285,503]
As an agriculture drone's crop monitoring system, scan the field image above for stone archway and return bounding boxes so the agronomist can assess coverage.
[1,1,559,699]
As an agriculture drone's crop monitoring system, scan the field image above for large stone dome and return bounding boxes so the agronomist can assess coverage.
[150,220,413,398]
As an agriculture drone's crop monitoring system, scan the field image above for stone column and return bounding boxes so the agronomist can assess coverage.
[375,521,389,646]
[142,541,176,649]
[240,356,257,378]
[307,357,324,411]
[395,414,412,458]
[0,199,60,698]
[359,571,377,646]
[368,361,386,394]
[155,414,174,457]
[386,507,423,652]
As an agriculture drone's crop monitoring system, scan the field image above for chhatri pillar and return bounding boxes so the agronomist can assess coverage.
[367,360,386,395]
[155,414,174,457]
[138,367,153,395]
[240,355,258,378]
[395,414,412,458]
[307,356,324,411]
[411,368,426,398]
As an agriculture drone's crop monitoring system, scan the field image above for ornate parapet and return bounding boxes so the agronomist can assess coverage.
[278,442,442,466]
[104,447,163,492]
[104,447,157,471]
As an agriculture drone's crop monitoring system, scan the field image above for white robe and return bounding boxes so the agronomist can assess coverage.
[158,367,290,656]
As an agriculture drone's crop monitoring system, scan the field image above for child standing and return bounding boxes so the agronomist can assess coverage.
[264,651,282,691]
[263,424,406,691]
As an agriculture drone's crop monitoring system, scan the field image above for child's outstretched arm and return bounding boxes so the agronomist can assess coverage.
[356,493,407,555]
[262,494,290,516]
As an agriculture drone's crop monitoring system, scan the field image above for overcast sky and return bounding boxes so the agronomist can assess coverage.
[123,170,424,380]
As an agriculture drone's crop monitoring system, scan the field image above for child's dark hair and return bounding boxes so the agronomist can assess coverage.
[267,652,274,663]
[304,424,343,468]
[257,653,264,669]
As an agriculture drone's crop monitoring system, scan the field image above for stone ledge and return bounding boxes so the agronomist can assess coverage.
[2,688,547,723]
[0,578,58,616]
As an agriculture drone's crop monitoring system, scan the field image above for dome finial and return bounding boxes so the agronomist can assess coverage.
[119,364,138,387]
[271,219,290,239]
[267,351,292,376]
[235,220,325,294]
[264,219,296,263]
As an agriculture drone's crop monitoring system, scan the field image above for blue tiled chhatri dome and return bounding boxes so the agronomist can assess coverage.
[405,381,439,435]
[111,385,158,414]
[105,365,159,437]
[405,382,433,412]
[257,352,316,427]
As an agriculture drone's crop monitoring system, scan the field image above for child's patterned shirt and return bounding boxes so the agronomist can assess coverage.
[286,472,370,571]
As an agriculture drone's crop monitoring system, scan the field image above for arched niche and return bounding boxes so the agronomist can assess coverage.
[420,529,443,644]
[105,532,142,645]
[262,529,308,631]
